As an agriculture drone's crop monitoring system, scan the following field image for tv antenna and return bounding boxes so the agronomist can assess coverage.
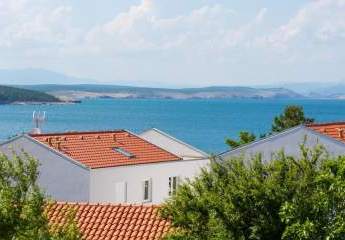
[32,111,46,134]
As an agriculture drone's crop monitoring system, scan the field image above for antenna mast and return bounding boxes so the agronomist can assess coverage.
[32,111,46,134]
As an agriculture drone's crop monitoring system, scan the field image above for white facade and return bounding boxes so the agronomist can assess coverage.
[220,126,345,162]
[90,158,209,204]
[0,129,210,204]
[0,135,90,202]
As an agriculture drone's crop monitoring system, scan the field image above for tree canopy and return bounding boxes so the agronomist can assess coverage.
[225,131,256,149]
[226,105,314,149]
[0,152,81,240]
[160,145,345,240]
[272,105,314,132]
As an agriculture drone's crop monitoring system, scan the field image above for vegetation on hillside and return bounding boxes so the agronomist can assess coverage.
[0,85,60,103]
[160,145,345,239]
[226,105,314,149]
[0,152,81,240]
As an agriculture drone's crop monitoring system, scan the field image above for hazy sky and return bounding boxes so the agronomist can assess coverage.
[0,0,344,87]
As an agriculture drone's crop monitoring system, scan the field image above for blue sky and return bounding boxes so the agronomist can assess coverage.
[0,0,344,87]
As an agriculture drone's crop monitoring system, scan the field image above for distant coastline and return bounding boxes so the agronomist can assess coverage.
[15,84,304,101]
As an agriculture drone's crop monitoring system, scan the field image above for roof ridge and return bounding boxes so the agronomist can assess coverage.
[306,121,345,127]
[29,129,126,137]
[53,201,160,207]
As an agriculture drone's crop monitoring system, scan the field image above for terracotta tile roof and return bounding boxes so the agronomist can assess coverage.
[45,202,171,240]
[307,122,345,143]
[30,130,181,169]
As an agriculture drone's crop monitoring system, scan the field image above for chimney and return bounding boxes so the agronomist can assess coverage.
[57,142,62,151]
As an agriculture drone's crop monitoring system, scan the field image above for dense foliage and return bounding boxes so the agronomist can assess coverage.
[272,105,314,132]
[226,131,256,149]
[160,145,345,240]
[0,85,60,103]
[0,152,81,240]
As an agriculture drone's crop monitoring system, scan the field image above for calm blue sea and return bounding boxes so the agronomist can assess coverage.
[1,99,345,153]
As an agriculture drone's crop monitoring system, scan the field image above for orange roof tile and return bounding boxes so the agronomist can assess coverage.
[30,130,181,169]
[45,202,171,240]
[307,122,345,143]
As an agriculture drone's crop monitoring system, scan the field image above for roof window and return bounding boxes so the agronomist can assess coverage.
[113,147,135,158]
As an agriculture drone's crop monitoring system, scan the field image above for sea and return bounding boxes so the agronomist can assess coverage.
[1,98,345,154]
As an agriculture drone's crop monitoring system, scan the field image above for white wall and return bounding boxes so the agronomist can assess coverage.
[221,127,345,162]
[90,158,209,204]
[0,136,90,202]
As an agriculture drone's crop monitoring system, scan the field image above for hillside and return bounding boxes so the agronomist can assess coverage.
[16,84,303,100]
[0,85,61,104]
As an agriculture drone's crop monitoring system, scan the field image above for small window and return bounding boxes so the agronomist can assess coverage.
[113,147,135,158]
[142,179,152,202]
[169,176,179,196]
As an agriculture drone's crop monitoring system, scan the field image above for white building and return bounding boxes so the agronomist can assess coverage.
[0,129,209,204]
[220,122,345,161]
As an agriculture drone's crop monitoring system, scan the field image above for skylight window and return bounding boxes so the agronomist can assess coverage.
[113,147,135,158]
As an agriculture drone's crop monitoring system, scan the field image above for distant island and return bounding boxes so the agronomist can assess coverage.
[15,84,303,101]
[0,85,62,104]
[2,69,345,100]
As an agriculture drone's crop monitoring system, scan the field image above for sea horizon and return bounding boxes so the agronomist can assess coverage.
[1,98,345,154]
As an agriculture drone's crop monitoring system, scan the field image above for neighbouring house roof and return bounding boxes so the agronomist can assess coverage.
[219,122,345,158]
[306,122,345,143]
[139,128,209,160]
[30,130,181,169]
[45,202,171,240]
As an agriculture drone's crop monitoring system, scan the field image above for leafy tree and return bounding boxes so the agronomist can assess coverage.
[272,105,314,132]
[225,131,256,149]
[160,145,345,240]
[0,152,81,240]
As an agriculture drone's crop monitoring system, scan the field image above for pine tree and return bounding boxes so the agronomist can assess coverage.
[272,105,314,132]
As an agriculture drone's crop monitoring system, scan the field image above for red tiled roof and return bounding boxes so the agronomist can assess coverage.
[30,130,181,169]
[307,122,345,143]
[45,202,171,240]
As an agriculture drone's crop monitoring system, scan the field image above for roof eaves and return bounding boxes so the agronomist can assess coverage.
[218,125,305,157]
[29,129,125,137]
[51,201,160,208]
[24,134,90,170]
[0,133,25,146]
[90,156,209,170]
[305,121,345,128]
[141,128,209,157]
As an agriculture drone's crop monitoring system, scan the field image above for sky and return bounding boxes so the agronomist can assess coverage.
[0,0,344,87]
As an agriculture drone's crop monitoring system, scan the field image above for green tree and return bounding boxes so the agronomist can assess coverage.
[160,145,345,240]
[225,131,256,149]
[0,152,81,240]
[272,105,314,132]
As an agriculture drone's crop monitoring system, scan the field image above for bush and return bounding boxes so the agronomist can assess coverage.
[160,145,345,240]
